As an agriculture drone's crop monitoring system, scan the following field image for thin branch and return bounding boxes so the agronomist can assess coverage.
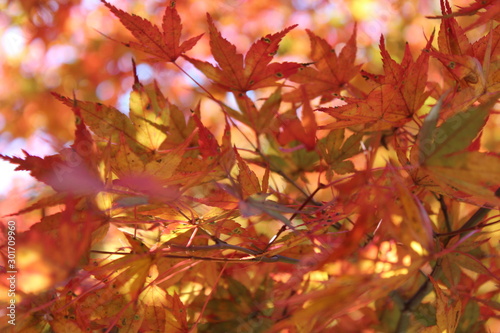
[394,258,442,333]
[170,243,300,264]
[264,184,326,251]
[436,194,452,233]
[163,253,298,264]
[171,243,259,256]
[457,206,497,237]
[435,217,500,237]
[91,248,299,264]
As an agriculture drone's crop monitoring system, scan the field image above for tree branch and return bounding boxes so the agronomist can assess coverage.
[169,243,300,264]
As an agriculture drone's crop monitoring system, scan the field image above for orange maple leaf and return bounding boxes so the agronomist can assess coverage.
[321,34,434,131]
[436,0,472,56]
[278,89,318,150]
[102,0,203,62]
[428,6,498,118]
[283,27,361,103]
[192,112,219,159]
[427,0,499,32]
[184,15,301,92]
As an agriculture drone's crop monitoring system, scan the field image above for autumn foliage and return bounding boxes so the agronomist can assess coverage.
[1,0,500,332]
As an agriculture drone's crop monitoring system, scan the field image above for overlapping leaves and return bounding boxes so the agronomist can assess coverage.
[1,0,499,332]
[185,16,301,92]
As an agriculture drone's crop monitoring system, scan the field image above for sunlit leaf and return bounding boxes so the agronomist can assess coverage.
[102,0,203,62]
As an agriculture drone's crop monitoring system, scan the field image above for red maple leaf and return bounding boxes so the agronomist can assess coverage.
[278,88,317,150]
[427,0,499,32]
[435,0,472,56]
[321,34,434,131]
[184,15,301,92]
[102,0,203,62]
[192,112,219,159]
[283,27,361,103]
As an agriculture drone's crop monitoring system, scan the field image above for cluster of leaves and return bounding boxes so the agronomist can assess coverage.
[1,0,499,331]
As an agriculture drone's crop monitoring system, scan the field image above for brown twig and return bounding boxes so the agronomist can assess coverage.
[263,184,326,252]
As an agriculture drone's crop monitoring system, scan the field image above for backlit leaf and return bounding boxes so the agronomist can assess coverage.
[283,27,360,103]
[185,16,300,92]
[432,277,462,333]
[102,0,203,62]
[129,64,169,150]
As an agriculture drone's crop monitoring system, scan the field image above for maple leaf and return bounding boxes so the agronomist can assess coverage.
[319,84,408,131]
[76,279,138,330]
[5,0,500,331]
[163,293,189,332]
[227,88,282,135]
[55,80,193,158]
[135,285,166,331]
[317,129,362,181]
[129,61,169,150]
[4,201,108,307]
[184,15,301,92]
[431,52,484,86]
[109,131,197,208]
[320,34,433,131]
[416,95,500,205]
[158,100,198,151]
[192,111,219,159]
[235,149,261,199]
[381,35,434,113]
[283,27,361,103]
[472,25,500,68]
[192,186,239,210]
[0,102,103,195]
[427,0,499,32]
[388,170,434,253]
[430,24,499,118]
[53,92,149,154]
[277,88,317,150]
[418,95,491,162]
[254,88,282,134]
[281,238,426,329]
[102,0,203,62]
[436,0,472,57]
[430,277,462,333]
[215,150,298,229]
[200,277,276,332]
[427,1,488,107]
[88,237,158,302]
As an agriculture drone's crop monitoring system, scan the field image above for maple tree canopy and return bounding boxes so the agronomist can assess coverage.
[0,0,499,332]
